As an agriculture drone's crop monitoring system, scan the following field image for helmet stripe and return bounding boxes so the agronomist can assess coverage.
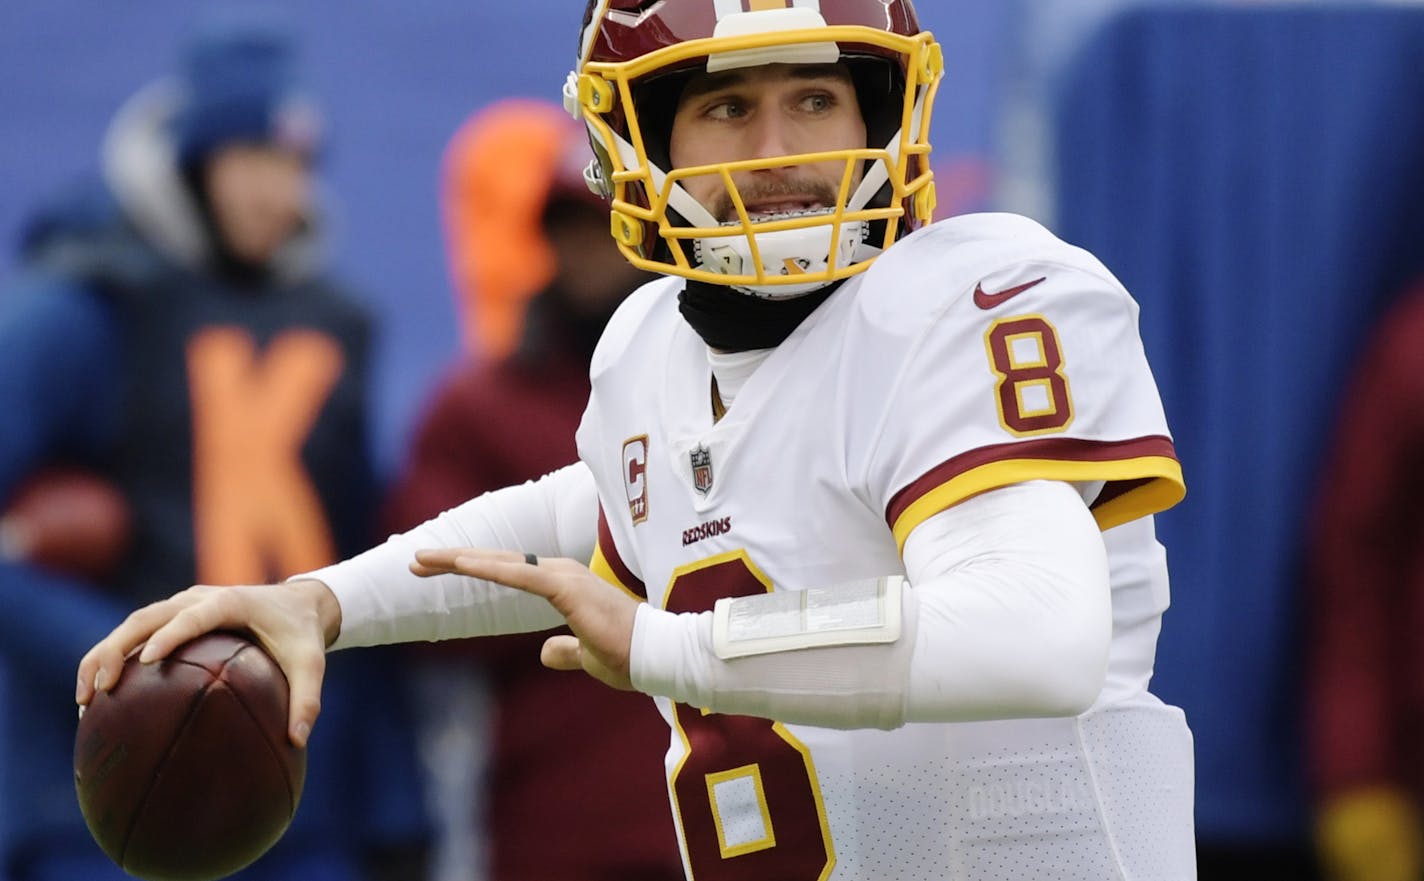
[719,0,823,17]
[578,0,612,66]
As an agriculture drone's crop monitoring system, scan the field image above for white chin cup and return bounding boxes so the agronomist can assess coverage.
[692,219,869,299]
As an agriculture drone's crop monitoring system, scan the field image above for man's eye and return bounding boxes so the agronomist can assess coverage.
[802,94,834,113]
[706,101,745,120]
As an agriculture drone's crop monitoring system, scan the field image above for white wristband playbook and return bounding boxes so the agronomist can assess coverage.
[711,575,905,660]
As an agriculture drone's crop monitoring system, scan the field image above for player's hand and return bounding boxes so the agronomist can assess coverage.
[75,578,341,748]
[411,548,638,691]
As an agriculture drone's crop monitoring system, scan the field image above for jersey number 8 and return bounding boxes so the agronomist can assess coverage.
[664,551,836,881]
[984,315,1074,435]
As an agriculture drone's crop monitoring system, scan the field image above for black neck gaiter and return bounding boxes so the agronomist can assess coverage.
[677,279,842,352]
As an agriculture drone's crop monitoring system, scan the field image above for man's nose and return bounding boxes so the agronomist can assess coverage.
[746,109,800,163]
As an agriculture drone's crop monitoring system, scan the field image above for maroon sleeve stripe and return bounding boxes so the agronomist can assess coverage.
[885,434,1179,527]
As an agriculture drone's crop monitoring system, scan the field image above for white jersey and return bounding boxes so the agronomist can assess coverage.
[576,214,1194,881]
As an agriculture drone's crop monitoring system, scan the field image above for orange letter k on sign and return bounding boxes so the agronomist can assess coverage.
[187,328,344,584]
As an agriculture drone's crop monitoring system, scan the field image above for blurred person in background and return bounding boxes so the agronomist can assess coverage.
[1308,279,1424,881]
[0,9,430,881]
[384,98,680,881]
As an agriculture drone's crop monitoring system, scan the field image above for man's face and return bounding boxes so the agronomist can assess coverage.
[203,144,311,266]
[668,63,867,222]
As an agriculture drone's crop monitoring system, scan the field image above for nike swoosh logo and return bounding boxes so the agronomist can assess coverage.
[973,276,1047,310]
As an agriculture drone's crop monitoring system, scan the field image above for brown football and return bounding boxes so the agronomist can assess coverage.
[74,631,306,881]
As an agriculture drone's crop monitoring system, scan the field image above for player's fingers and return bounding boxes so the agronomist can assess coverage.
[410,547,496,574]
[137,587,245,664]
[77,629,132,703]
[77,588,210,703]
[450,551,569,598]
[412,547,537,574]
[425,547,566,589]
[408,560,444,577]
[410,547,460,574]
[541,634,583,671]
[280,647,326,748]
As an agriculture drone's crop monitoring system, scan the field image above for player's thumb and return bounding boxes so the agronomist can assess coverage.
[541,634,583,671]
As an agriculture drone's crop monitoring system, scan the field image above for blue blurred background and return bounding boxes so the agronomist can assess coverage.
[8,1,1424,877]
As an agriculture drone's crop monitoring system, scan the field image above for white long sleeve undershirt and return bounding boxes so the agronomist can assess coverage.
[312,466,1112,730]
[310,462,597,650]
[628,479,1112,728]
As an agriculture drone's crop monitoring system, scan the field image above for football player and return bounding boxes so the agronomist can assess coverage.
[80,1,1196,878]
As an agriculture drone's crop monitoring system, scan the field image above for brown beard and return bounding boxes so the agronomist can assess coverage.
[713,177,841,223]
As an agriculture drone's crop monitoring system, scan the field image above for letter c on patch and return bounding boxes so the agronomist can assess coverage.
[623,435,649,524]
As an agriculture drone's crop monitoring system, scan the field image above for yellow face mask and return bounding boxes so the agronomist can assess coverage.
[568,2,943,297]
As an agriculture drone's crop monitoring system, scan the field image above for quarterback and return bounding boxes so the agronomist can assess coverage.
[79,1,1197,878]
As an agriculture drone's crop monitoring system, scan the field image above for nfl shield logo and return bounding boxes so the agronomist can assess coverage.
[690,445,714,495]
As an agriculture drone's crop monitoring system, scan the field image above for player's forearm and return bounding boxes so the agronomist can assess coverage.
[308,462,598,649]
[629,480,1111,728]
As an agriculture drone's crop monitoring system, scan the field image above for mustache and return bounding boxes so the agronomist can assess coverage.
[713,178,841,223]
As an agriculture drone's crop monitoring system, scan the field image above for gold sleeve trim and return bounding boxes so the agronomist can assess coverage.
[891,455,1185,552]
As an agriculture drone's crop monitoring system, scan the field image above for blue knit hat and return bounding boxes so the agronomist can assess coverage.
[172,9,322,167]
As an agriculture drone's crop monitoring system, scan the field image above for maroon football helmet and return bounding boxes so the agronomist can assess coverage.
[564,0,943,297]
